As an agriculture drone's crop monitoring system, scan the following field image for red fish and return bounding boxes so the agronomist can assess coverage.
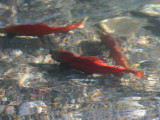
[0,18,87,36]
[50,49,142,79]
[100,32,128,68]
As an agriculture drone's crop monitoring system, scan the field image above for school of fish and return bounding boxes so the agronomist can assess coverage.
[1,17,143,80]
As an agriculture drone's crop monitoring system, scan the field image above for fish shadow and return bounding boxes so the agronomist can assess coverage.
[28,63,88,79]
[78,41,104,56]
[28,62,122,87]
[0,34,58,49]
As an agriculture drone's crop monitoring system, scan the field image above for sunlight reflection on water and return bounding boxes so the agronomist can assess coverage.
[0,0,160,119]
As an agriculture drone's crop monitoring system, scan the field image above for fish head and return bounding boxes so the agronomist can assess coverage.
[49,49,60,62]
[58,49,76,62]
[50,49,76,63]
[0,28,7,33]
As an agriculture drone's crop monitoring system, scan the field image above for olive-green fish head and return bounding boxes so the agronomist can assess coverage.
[0,28,7,33]
[49,49,60,62]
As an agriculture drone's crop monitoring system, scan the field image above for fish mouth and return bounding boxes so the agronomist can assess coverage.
[0,28,7,33]
[49,49,60,62]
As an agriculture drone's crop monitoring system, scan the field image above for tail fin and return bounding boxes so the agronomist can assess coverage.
[64,16,88,29]
[77,16,88,28]
[134,70,143,80]
[51,17,88,31]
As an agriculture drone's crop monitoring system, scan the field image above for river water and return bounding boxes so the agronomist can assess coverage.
[0,0,160,119]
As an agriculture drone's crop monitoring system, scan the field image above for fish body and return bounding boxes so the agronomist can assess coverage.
[100,32,128,68]
[2,23,53,35]
[0,18,86,36]
[50,49,142,79]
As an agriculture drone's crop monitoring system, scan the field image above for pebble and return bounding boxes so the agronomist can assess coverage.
[10,49,23,57]
[18,101,47,116]
[2,97,7,102]
[6,106,15,115]
[0,105,6,113]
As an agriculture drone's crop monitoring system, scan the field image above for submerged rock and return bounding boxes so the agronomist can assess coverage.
[99,17,146,37]
[138,60,159,69]
[140,4,160,17]
[130,4,160,18]
[143,18,160,36]
[18,101,47,116]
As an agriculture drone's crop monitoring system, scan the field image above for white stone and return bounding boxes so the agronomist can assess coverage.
[1,97,7,101]
[18,101,47,116]
[11,49,23,57]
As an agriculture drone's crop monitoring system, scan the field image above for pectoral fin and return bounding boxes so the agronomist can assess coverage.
[6,33,16,39]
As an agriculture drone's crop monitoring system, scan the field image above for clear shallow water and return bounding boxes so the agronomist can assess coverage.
[0,0,160,119]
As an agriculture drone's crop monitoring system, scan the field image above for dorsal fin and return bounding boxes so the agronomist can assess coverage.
[81,56,108,66]
[50,26,57,29]
[34,23,49,26]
